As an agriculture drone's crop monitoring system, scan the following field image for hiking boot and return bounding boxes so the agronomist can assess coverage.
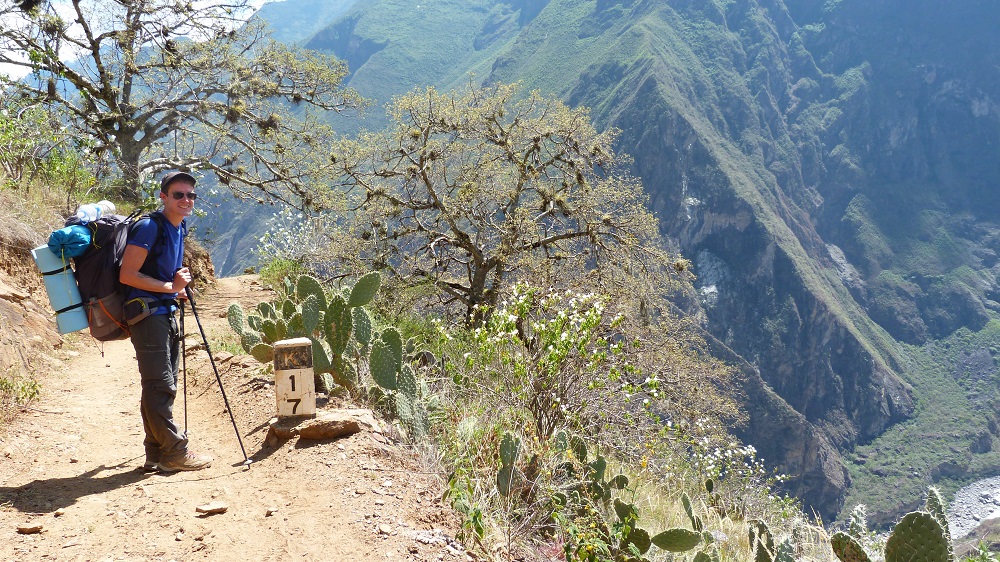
[157,451,212,472]
[142,460,159,472]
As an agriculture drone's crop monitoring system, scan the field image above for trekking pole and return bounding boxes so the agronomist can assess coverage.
[184,286,252,467]
[179,300,188,434]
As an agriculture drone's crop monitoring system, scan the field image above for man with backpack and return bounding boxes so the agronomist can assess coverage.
[120,171,212,472]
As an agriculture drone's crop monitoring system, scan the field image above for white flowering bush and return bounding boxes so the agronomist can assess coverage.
[254,206,323,265]
[456,285,657,439]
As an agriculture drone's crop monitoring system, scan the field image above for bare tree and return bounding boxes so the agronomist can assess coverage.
[329,82,682,323]
[0,0,363,202]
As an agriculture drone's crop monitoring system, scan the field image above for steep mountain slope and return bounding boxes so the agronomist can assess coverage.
[256,0,1000,522]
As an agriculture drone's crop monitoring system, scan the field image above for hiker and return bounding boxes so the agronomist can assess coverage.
[119,171,213,472]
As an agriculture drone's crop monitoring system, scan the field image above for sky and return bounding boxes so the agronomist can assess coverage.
[1,0,273,79]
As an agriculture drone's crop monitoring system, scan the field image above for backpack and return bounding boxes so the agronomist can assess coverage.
[68,210,171,341]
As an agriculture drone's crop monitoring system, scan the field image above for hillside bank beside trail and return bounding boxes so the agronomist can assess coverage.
[0,276,464,561]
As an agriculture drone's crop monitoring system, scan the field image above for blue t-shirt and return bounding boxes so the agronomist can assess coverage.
[124,211,186,315]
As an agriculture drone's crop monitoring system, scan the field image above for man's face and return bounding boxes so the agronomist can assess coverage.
[161,180,196,218]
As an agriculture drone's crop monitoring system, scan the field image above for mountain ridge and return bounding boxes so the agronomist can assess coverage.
[245,0,1000,522]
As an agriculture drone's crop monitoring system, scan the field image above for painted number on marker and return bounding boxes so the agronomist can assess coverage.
[289,375,296,392]
[287,399,300,414]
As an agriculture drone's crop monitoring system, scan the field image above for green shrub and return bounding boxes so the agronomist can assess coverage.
[258,258,306,291]
[0,372,41,428]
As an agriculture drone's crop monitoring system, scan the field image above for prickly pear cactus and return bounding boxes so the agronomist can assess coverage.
[683,492,704,531]
[370,340,398,391]
[773,539,795,562]
[884,511,950,562]
[570,434,587,462]
[614,498,637,523]
[301,294,321,335]
[241,329,262,351]
[331,354,357,389]
[261,319,279,343]
[500,432,521,467]
[497,432,521,497]
[227,303,246,335]
[380,327,403,371]
[393,391,427,439]
[925,487,952,545]
[848,504,869,539]
[325,296,351,356]
[625,526,651,555]
[692,547,721,562]
[348,271,381,307]
[286,311,305,338]
[250,343,273,363]
[353,306,372,345]
[831,531,871,562]
[281,298,296,319]
[256,301,276,319]
[748,520,775,562]
[650,528,701,552]
[296,274,327,311]
[315,372,335,394]
[397,364,417,397]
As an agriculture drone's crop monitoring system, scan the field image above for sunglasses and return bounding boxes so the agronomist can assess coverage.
[169,192,198,200]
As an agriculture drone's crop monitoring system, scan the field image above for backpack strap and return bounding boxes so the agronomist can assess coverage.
[132,210,185,279]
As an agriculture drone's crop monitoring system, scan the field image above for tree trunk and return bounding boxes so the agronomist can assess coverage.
[117,141,143,202]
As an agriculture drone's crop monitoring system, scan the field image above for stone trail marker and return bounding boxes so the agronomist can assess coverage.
[273,338,315,418]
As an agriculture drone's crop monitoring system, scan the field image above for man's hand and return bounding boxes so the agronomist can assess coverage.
[173,267,192,293]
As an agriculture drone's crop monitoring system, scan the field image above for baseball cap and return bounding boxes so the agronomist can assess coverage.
[160,171,197,193]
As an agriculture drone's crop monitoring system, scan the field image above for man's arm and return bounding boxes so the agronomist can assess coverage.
[120,244,191,293]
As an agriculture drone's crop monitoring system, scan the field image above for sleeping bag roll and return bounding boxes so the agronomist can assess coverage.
[31,245,89,334]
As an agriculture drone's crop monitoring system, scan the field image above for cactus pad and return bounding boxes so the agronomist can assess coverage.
[256,301,276,319]
[748,520,775,562]
[325,296,352,356]
[240,330,262,351]
[497,465,515,497]
[500,432,520,467]
[261,319,279,344]
[315,372,335,394]
[609,474,629,490]
[286,311,305,338]
[614,498,637,523]
[397,364,417,397]
[227,303,246,336]
[380,328,403,371]
[296,274,327,311]
[277,298,293,319]
[370,340,399,390]
[651,528,701,552]
[310,336,331,374]
[353,306,372,345]
[348,271,381,307]
[250,343,273,364]
[925,488,951,544]
[884,511,950,562]
[589,455,607,482]
[301,294,321,334]
[331,355,357,389]
[625,527,651,555]
[570,434,587,462]
[831,532,871,562]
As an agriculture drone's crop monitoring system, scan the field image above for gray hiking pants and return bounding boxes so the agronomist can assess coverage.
[129,312,188,462]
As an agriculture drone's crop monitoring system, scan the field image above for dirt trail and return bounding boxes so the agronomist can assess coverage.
[1,276,460,562]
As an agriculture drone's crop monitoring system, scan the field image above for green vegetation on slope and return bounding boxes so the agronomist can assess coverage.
[844,321,1000,526]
